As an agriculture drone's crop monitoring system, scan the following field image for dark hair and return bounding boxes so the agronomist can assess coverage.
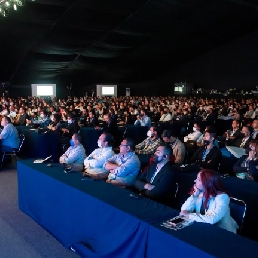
[73,133,82,143]
[4,116,11,123]
[233,119,240,125]
[67,113,74,119]
[124,137,135,151]
[194,122,201,128]
[42,110,48,115]
[243,125,252,135]
[160,144,172,159]
[52,114,60,122]
[205,126,216,133]
[151,125,159,133]
[205,129,216,140]
[190,169,228,209]
[103,132,114,146]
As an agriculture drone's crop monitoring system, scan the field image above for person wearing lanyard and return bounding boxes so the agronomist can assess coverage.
[190,130,222,171]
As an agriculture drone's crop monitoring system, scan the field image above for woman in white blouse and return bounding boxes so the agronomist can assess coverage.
[180,169,238,233]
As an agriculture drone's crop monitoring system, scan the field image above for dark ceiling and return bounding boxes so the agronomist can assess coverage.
[0,0,258,86]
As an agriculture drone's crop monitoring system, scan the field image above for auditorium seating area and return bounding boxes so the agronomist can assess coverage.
[2,94,258,246]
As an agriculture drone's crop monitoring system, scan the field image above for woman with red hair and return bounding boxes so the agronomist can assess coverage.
[180,169,238,233]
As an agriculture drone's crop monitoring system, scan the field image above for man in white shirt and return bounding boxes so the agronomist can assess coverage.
[184,122,202,143]
[59,133,86,171]
[84,133,114,178]
[159,107,172,122]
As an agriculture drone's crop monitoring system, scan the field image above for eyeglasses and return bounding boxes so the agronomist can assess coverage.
[120,144,129,147]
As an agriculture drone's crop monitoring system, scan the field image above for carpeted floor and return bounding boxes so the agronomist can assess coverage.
[0,160,79,258]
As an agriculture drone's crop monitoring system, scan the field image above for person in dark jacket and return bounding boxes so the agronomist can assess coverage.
[190,130,222,171]
[135,145,177,206]
[233,140,258,181]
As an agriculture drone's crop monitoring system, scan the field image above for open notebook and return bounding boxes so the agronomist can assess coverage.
[161,216,194,231]
[33,155,52,163]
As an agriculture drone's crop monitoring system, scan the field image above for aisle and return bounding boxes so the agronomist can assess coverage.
[0,165,79,258]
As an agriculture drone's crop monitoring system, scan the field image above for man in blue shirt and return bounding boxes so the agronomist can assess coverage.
[27,110,51,128]
[134,109,151,129]
[0,116,19,152]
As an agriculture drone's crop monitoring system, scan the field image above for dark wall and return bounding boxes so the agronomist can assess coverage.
[158,29,258,92]
[9,29,258,97]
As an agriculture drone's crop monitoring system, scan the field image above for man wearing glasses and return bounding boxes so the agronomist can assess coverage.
[105,137,140,187]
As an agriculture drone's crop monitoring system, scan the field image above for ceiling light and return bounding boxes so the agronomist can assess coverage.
[0,0,33,17]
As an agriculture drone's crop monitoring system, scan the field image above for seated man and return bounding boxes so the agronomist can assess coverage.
[235,126,252,149]
[0,116,20,152]
[84,133,114,178]
[60,113,80,146]
[197,126,219,148]
[96,114,120,144]
[184,122,202,143]
[27,110,51,128]
[59,133,86,171]
[159,107,172,122]
[190,130,222,171]
[161,130,185,164]
[225,119,241,146]
[105,137,140,187]
[251,119,258,139]
[14,107,30,126]
[135,145,177,206]
[134,109,151,129]
[233,140,258,181]
[135,125,162,164]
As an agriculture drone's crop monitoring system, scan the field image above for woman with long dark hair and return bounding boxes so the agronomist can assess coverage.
[180,169,238,233]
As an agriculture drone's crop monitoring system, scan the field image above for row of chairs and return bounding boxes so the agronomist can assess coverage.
[1,134,25,165]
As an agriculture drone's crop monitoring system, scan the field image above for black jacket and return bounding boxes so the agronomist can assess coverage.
[226,128,241,146]
[135,162,177,206]
[235,136,251,149]
[190,145,222,171]
[233,155,258,182]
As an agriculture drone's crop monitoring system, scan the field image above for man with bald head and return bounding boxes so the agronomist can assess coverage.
[135,145,177,206]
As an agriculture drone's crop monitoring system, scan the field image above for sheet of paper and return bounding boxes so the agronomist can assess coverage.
[226,146,246,158]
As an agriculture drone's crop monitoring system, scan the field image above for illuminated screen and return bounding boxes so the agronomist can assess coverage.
[31,84,56,97]
[37,86,53,96]
[96,85,117,97]
[102,87,114,95]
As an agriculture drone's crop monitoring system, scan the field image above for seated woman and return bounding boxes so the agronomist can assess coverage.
[233,140,258,181]
[180,169,238,233]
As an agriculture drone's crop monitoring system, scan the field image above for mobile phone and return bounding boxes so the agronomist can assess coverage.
[169,217,185,224]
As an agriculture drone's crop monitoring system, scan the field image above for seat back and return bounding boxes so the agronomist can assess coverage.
[230,197,246,233]
[18,134,25,152]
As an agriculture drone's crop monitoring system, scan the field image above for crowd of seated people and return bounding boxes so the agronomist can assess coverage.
[1,94,258,233]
